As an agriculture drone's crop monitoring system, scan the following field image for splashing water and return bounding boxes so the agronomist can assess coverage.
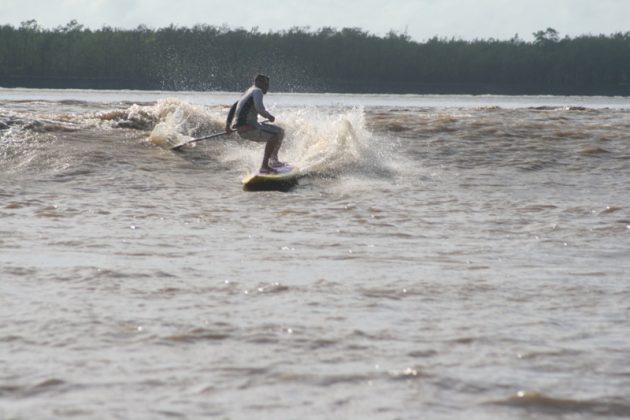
[146,99,225,147]
[223,106,398,177]
[144,101,398,179]
[283,108,367,174]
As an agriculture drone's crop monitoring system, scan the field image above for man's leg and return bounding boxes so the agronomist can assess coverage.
[254,123,285,173]
[261,137,280,173]
[268,127,285,166]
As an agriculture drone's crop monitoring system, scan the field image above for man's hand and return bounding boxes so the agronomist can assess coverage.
[268,115,275,123]
[225,125,233,134]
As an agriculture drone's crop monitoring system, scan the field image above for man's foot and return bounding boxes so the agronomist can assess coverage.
[259,166,278,174]
[269,159,288,168]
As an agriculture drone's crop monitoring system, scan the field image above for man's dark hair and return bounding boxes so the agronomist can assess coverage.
[254,74,270,85]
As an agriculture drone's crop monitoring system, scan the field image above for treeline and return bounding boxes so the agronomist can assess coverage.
[1,21,630,95]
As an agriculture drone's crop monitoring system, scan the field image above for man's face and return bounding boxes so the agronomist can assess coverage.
[260,79,269,94]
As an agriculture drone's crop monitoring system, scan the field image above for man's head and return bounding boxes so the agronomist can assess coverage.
[254,74,270,93]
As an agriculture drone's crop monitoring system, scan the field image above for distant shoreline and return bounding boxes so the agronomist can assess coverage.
[2,77,628,97]
[3,23,630,98]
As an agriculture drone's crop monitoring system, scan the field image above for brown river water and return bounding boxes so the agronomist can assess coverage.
[1,89,630,419]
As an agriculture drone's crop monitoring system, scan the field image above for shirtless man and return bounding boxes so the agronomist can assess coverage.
[225,74,285,173]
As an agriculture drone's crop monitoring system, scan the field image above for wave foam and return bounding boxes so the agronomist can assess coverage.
[143,101,399,178]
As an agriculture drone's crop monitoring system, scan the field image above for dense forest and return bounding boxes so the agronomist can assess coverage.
[1,20,630,95]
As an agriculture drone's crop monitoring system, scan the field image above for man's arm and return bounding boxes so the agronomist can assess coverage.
[225,102,237,132]
[252,89,274,121]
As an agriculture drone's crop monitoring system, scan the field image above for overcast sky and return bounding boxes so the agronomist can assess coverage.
[2,0,629,41]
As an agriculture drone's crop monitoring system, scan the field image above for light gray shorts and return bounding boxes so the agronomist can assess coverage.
[237,122,284,142]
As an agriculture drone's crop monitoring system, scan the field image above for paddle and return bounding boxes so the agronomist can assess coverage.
[170,119,269,150]
[170,131,228,150]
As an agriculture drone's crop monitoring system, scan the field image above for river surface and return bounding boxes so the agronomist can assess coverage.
[1,88,629,419]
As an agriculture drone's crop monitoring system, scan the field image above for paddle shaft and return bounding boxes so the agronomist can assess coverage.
[186,131,228,144]
[170,131,227,150]
[170,119,270,150]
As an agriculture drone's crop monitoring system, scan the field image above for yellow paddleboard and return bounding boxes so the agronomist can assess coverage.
[242,165,300,191]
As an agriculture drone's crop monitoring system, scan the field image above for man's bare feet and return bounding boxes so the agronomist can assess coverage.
[259,166,278,174]
[269,159,288,168]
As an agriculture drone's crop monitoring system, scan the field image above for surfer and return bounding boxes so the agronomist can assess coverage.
[225,74,285,174]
